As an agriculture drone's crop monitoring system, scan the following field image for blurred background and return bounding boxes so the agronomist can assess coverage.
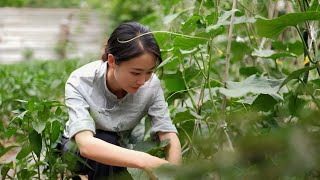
[0,0,154,63]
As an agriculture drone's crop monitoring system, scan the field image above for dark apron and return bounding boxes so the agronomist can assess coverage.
[57,130,132,180]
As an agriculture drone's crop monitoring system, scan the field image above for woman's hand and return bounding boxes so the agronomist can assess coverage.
[75,130,169,169]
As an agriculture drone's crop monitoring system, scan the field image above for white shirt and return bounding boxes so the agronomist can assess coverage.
[63,60,177,140]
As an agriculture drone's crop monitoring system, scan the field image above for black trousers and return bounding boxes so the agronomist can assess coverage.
[58,130,132,180]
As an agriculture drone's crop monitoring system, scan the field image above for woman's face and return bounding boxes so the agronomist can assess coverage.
[108,52,157,94]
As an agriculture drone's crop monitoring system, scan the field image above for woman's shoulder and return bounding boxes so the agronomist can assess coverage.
[146,74,161,88]
[66,60,105,86]
[71,60,104,77]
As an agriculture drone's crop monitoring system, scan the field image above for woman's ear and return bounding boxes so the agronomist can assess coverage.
[107,54,116,69]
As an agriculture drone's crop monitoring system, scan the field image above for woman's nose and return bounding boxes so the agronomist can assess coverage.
[136,75,146,85]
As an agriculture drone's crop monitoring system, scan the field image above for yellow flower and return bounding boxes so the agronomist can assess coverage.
[276,59,283,65]
[304,56,310,65]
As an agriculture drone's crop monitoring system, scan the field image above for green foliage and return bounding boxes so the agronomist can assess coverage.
[0,0,80,8]
[255,12,320,38]
[0,59,86,179]
[1,0,320,179]
[132,0,320,179]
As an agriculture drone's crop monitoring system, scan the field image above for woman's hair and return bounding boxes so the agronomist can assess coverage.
[101,22,162,64]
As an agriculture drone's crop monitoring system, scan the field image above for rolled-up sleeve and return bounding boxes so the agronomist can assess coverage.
[65,80,96,138]
[148,86,177,137]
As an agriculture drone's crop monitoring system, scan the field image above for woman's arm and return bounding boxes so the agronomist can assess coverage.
[75,130,169,170]
[158,132,182,164]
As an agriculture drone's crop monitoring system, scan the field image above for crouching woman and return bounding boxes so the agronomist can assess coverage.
[59,22,181,180]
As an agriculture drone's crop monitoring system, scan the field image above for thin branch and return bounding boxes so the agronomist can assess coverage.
[179,59,198,109]
[220,0,237,152]
[222,0,237,113]
[198,0,204,15]
[295,26,316,64]
[117,31,209,43]
[207,41,218,113]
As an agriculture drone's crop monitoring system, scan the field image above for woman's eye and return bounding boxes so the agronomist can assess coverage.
[147,71,153,75]
[131,72,140,75]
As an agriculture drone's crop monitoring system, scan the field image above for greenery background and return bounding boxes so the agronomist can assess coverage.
[0,0,320,179]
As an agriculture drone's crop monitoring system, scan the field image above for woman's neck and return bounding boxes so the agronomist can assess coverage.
[106,67,127,99]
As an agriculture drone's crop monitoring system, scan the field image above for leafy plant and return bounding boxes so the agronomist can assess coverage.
[1,0,320,179]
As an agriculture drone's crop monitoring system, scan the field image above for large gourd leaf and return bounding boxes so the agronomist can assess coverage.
[255,12,320,38]
[252,49,296,59]
[219,75,283,101]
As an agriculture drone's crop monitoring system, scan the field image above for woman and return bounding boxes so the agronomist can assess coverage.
[60,22,181,179]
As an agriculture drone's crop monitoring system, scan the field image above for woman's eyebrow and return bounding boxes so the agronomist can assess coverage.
[132,66,156,71]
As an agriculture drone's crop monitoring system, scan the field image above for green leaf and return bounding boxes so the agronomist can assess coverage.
[255,12,320,38]
[133,139,170,156]
[163,71,186,92]
[173,36,207,51]
[32,119,46,134]
[252,94,278,111]
[26,98,35,111]
[154,32,172,50]
[311,79,320,87]
[252,49,296,59]
[157,55,174,69]
[239,67,260,76]
[230,41,252,62]
[279,65,320,89]
[17,110,28,120]
[205,13,216,25]
[29,130,42,158]
[219,75,283,101]
[1,164,10,179]
[133,141,157,153]
[16,146,32,160]
[4,127,17,138]
[55,106,62,115]
[50,120,62,144]
[38,109,50,121]
[17,169,37,180]
[181,15,202,34]
[206,10,255,32]
[237,95,259,105]
[162,56,180,73]
[288,94,306,116]
[172,107,202,124]
[0,145,17,158]
[127,168,149,180]
[272,41,304,55]
[159,139,170,148]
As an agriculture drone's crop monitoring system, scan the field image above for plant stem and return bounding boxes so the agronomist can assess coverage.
[295,26,316,64]
[118,30,209,43]
[31,152,41,180]
[198,0,204,15]
[298,78,320,110]
[179,59,197,109]
[207,41,218,113]
[220,0,237,152]
[222,0,237,114]
[193,54,207,79]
